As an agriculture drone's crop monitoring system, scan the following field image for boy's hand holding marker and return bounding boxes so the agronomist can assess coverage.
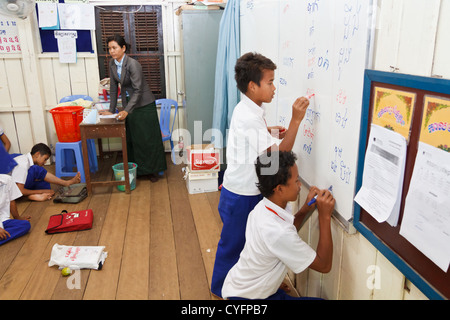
[303,185,335,219]
[291,95,311,124]
[277,94,314,152]
[308,185,333,206]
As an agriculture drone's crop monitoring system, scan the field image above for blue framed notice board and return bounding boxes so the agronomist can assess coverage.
[354,70,450,300]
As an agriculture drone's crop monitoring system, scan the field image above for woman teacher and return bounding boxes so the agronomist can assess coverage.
[101,34,166,182]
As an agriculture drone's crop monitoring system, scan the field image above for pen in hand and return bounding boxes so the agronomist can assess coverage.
[307,185,333,206]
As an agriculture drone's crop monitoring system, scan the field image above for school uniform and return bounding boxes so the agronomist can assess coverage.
[109,54,166,176]
[10,153,50,190]
[211,95,279,297]
[222,198,317,300]
[0,174,30,246]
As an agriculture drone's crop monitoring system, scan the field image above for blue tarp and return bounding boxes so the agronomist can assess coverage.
[211,0,240,149]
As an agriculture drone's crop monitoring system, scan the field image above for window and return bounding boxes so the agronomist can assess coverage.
[95,5,165,99]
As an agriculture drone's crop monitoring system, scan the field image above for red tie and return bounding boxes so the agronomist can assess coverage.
[265,206,285,221]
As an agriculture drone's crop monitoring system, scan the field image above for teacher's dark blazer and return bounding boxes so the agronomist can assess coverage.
[108,54,155,114]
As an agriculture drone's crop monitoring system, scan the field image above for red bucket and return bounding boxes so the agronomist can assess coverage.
[49,106,84,142]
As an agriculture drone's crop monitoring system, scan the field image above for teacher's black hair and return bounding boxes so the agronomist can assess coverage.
[106,34,131,53]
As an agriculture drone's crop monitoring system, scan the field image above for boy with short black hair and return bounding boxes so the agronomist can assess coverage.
[211,52,311,297]
[11,143,81,201]
[222,151,335,300]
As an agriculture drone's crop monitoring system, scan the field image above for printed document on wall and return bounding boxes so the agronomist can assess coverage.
[54,30,77,64]
[354,124,406,225]
[400,142,450,272]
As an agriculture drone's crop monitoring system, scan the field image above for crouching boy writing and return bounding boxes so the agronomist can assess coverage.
[222,151,335,300]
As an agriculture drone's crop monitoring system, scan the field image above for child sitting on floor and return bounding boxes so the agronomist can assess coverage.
[10,143,81,201]
[0,174,31,246]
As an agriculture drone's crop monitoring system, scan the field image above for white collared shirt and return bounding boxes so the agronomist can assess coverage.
[222,95,279,195]
[10,153,33,185]
[222,198,316,299]
[115,54,125,79]
[0,174,22,229]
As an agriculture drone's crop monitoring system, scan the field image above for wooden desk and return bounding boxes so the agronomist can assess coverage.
[80,119,130,194]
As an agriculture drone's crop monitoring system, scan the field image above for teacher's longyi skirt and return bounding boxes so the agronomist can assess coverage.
[125,102,167,176]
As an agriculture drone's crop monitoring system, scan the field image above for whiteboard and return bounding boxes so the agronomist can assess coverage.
[240,0,376,220]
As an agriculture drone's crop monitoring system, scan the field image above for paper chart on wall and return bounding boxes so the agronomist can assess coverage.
[240,0,376,220]
[0,15,21,53]
[54,30,77,64]
[37,2,59,28]
[354,124,406,226]
[400,142,450,272]
[372,87,416,141]
[419,95,450,151]
[58,3,95,30]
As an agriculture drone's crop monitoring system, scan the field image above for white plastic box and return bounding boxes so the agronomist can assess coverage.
[184,167,219,194]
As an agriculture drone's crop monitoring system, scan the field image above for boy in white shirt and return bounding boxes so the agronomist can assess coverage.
[211,52,310,297]
[222,151,335,300]
[0,174,31,246]
[11,143,81,201]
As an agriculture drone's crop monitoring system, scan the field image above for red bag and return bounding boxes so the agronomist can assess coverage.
[45,209,93,234]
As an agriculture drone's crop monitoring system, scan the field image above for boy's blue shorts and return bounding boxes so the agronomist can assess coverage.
[25,165,50,190]
[0,219,31,246]
[227,289,324,300]
[210,187,263,298]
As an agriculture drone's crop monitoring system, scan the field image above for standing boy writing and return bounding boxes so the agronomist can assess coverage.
[10,143,81,201]
[211,52,310,297]
[222,151,335,300]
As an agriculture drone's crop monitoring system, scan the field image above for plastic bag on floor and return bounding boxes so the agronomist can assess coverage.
[48,243,107,270]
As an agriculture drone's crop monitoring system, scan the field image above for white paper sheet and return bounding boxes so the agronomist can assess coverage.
[99,114,118,119]
[58,3,95,30]
[54,30,77,64]
[354,124,407,224]
[400,142,450,272]
[37,2,58,28]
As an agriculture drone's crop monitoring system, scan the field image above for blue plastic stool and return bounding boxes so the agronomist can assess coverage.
[62,139,98,174]
[55,141,87,183]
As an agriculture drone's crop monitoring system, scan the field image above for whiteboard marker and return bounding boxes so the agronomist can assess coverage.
[307,185,333,206]
[307,93,315,100]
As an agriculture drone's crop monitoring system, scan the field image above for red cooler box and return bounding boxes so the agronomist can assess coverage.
[186,144,220,172]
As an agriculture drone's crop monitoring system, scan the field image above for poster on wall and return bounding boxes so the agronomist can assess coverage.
[400,141,450,272]
[371,87,416,141]
[419,95,450,152]
[54,30,77,63]
[0,15,21,54]
[58,3,95,30]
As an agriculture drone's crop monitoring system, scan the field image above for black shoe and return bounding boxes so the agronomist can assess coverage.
[149,174,159,183]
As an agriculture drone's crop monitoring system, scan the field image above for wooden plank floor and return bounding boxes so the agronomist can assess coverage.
[0,153,224,300]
